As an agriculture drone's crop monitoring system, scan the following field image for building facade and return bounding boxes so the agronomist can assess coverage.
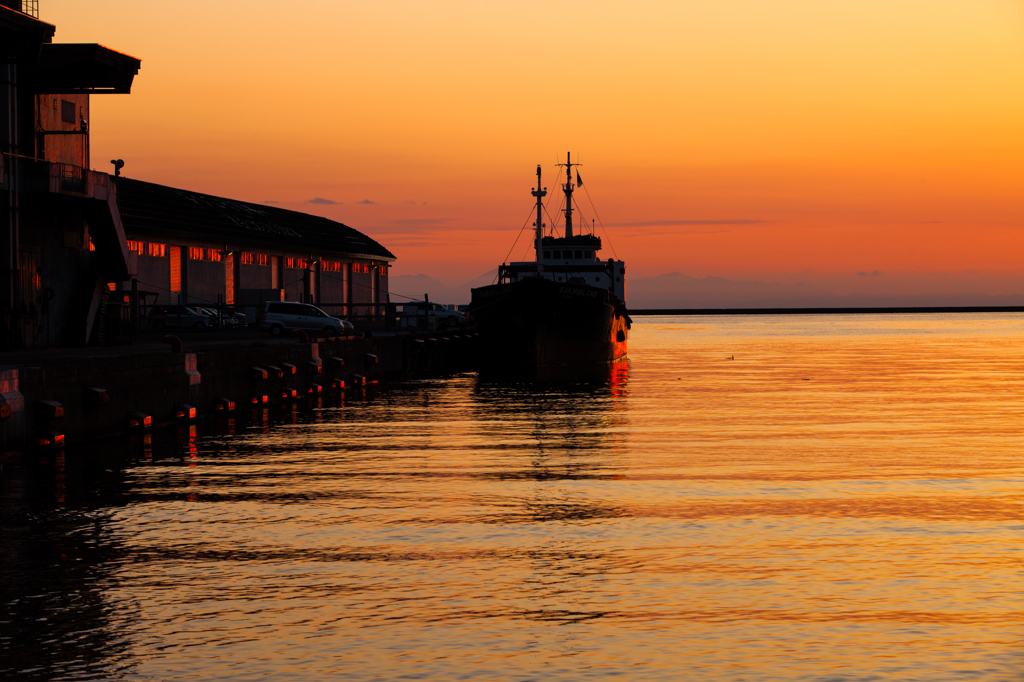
[1,2,393,347]
[115,178,394,320]
[1,2,140,348]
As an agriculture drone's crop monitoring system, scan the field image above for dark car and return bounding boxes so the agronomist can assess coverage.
[149,305,212,330]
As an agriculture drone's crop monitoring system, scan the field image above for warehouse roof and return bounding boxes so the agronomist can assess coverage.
[116,177,395,262]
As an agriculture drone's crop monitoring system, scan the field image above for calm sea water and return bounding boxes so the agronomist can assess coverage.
[2,314,1022,681]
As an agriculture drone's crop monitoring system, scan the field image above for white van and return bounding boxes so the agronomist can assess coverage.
[259,302,354,336]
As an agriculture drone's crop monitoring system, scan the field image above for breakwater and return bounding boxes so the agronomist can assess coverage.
[0,331,476,455]
[631,306,1024,315]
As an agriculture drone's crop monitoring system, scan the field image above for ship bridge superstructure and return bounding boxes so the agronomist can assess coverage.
[498,154,625,303]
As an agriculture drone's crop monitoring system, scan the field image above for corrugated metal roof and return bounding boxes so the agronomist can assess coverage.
[116,177,395,262]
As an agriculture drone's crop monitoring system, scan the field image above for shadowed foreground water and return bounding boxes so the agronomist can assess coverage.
[2,314,1022,680]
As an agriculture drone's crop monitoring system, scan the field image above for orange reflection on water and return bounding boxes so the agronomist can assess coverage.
[16,313,1021,682]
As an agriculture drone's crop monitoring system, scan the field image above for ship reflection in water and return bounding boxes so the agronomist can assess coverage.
[2,314,1022,680]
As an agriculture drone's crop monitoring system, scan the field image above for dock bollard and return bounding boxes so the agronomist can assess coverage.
[174,404,196,421]
[36,400,64,420]
[214,398,235,412]
[38,429,65,449]
[85,387,110,405]
[128,411,152,429]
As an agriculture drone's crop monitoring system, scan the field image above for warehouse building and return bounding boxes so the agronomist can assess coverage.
[115,178,394,320]
[1,1,393,347]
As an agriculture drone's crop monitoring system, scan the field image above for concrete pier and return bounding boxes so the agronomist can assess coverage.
[0,329,476,454]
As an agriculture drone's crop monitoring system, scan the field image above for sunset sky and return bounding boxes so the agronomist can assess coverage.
[48,0,1024,293]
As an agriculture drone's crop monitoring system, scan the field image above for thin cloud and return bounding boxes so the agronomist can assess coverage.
[358,199,376,205]
[606,219,766,227]
[263,200,281,205]
[307,197,341,205]
[389,218,455,226]
[857,270,883,277]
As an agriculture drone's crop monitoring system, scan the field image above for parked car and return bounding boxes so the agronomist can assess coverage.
[399,302,465,329]
[149,305,212,330]
[259,302,354,336]
[198,307,243,329]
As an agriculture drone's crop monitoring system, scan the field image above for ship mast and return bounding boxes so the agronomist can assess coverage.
[532,164,546,274]
[557,152,577,238]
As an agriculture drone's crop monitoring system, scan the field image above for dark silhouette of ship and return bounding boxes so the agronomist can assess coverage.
[469,154,629,367]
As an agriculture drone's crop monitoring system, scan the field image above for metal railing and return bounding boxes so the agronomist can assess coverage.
[56,163,85,193]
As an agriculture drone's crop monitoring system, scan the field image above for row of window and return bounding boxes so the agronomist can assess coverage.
[128,241,167,258]
[241,252,269,266]
[129,243,382,273]
[189,247,223,261]
[544,250,593,260]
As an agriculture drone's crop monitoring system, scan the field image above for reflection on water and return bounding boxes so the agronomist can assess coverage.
[1,314,1022,680]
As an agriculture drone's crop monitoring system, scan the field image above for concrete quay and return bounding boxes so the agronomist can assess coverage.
[0,328,477,455]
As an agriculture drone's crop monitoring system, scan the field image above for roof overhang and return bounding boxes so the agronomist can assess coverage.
[32,43,141,94]
[0,5,55,60]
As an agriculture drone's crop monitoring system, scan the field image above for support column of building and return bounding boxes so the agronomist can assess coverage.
[1,63,19,348]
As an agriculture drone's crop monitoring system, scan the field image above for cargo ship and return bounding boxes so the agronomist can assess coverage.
[468,154,629,368]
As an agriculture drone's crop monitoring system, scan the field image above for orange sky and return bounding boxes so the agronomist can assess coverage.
[47,0,1024,287]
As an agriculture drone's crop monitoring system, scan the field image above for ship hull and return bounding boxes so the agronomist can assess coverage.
[469,278,628,368]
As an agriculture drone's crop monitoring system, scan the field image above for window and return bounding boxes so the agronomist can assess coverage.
[544,251,550,259]
[189,247,221,261]
[574,250,582,259]
[322,261,343,272]
[241,252,268,266]
[584,251,591,259]
[352,263,370,274]
[61,100,76,124]
[130,242,169,258]
[285,257,308,269]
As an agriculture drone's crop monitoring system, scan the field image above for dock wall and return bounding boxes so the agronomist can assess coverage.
[0,332,476,453]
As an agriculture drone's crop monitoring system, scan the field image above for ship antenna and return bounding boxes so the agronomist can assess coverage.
[532,164,546,274]
[556,152,579,238]
[564,152,573,238]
